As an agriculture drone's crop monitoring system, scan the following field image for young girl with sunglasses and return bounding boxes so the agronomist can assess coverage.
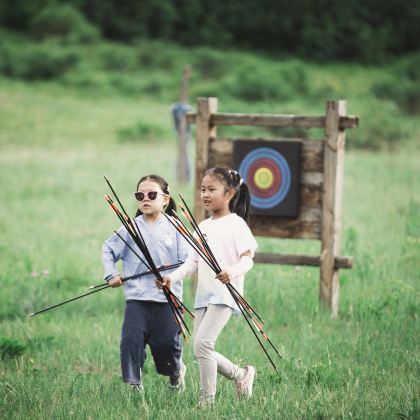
[102,175,188,392]
[161,167,258,406]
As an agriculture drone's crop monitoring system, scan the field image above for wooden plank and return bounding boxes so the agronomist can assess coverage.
[254,252,353,269]
[249,188,322,239]
[186,111,358,129]
[301,172,323,188]
[301,140,324,171]
[209,137,324,172]
[213,113,325,128]
[175,65,192,184]
[339,116,359,129]
[252,221,320,240]
[319,100,347,317]
[301,185,322,207]
[194,98,218,223]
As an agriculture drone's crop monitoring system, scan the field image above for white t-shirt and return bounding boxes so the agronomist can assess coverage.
[171,213,258,310]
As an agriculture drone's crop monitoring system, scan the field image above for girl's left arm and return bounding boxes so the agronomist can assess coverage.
[216,250,253,283]
[217,219,258,284]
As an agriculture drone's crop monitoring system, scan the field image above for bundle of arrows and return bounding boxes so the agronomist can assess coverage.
[162,194,282,374]
[103,176,194,342]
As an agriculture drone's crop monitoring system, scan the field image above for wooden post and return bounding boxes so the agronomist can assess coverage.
[176,65,192,184]
[320,100,347,317]
[179,65,191,103]
[190,97,218,295]
[194,97,218,222]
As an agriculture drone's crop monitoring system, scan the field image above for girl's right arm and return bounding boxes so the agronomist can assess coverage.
[102,227,127,286]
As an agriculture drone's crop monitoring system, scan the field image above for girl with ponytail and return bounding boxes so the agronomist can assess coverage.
[162,166,258,406]
[102,174,188,392]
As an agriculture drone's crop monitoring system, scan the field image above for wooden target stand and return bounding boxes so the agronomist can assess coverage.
[186,97,359,316]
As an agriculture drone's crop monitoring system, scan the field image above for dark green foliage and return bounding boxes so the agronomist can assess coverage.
[0,42,80,80]
[1,0,420,61]
[78,0,177,40]
[350,109,408,150]
[193,47,230,80]
[0,0,48,30]
[0,337,25,359]
[29,4,100,44]
[98,44,137,71]
[372,53,420,114]
[224,61,309,102]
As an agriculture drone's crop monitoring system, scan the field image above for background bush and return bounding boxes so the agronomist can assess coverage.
[0,337,25,360]
[98,44,137,72]
[29,4,99,44]
[0,41,80,80]
[223,61,309,102]
[372,53,420,115]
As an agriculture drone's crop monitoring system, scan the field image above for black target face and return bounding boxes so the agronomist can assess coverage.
[234,140,302,217]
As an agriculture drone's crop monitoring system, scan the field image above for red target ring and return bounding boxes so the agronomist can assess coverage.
[247,158,282,198]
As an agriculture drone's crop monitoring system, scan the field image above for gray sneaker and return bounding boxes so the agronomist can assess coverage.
[131,383,144,393]
[169,362,186,391]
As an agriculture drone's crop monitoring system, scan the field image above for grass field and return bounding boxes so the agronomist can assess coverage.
[0,72,419,419]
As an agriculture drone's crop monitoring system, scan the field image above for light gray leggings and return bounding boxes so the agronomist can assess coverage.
[194,304,243,399]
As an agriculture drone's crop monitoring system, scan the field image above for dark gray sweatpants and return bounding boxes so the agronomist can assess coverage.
[120,300,182,385]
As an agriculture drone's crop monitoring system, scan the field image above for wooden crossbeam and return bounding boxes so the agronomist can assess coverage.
[254,252,353,269]
[186,112,358,129]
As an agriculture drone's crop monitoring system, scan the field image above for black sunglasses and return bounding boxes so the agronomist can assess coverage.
[134,191,164,201]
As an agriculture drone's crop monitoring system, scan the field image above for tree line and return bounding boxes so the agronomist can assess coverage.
[1,0,419,62]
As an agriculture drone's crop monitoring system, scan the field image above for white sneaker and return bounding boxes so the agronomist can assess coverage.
[235,366,256,399]
[169,362,186,391]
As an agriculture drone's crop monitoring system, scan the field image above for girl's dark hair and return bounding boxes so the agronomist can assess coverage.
[205,167,251,223]
[135,175,176,217]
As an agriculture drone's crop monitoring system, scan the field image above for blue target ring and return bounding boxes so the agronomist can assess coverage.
[239,147,291,209]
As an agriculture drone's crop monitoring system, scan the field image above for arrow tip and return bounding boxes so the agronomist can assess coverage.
[27,313,34,317]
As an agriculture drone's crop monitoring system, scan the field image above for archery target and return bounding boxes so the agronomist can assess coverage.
[239,147,291,209]
[234,140,301,217]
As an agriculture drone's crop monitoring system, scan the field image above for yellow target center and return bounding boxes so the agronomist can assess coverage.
[254,167,273,189]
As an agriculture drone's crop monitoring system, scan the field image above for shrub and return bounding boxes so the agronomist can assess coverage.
[193,47,230,79]
[0,337,25,360]
[98,44,137,72]
[116,122,166,143]
[349,106,408,150]
[137,44,176,71]
[225,60,309,102]
[29,4,100,44]
[372,53,420,115]
[0,42,80,80]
